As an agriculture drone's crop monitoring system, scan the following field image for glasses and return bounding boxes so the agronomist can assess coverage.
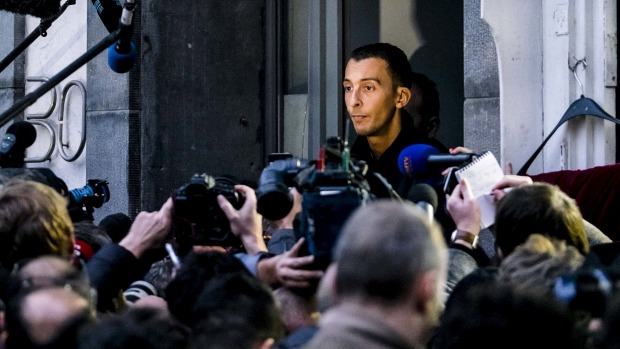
[11,256,98,313]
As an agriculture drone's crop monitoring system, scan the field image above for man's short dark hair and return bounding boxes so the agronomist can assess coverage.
[349,43,413,89]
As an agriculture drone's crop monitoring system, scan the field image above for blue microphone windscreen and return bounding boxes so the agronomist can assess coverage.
[108,42,137,73]
[398,144,441,177]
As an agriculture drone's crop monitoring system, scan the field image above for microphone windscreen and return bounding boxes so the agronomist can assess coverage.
[398,144,441,178]
[407,183,438,212]
[108,42,137,73]
[6,121,37,149]
[0,0,60,18]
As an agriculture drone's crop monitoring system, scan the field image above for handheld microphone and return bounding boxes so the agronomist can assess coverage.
[407,183,438,222]
[398,144,476,178]
[0,0,60,18]
[0,121,37,168]
[107,0,137,73]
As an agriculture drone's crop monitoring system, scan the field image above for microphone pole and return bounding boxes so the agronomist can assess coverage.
[0,29,122,126]
[0,0,76,74]
[0,27,126,127]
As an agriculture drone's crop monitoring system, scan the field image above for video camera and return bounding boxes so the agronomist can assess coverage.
[68,179,110,221]
[171,173,244,247]
[257,137,394,268]
[554,266,620,317]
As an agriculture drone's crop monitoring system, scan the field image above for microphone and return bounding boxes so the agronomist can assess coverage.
[0,0,60,18]
[89,0,123,33]
[407,183,438,222]
[107,0,137,73]
[398,144,476,178]
[0,121,37,168]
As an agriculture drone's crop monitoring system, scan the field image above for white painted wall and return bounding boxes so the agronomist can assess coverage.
[481,0,545,174]
[23,2,87,190]
[481,0,616,174]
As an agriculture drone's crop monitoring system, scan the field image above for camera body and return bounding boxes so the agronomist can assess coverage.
[554,267,620,317]
[257,137,385,267]
[172,173,244,246]
[68,179,110,221]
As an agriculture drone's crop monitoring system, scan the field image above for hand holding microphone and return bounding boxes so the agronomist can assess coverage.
[398,144,477,179]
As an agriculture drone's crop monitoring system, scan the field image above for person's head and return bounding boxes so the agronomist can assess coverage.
[334,199,447,326]
[166,250,284,348]
[497,234,585,300]
[494,182,588,258]
[0,180,74,270]
[273,286,318,334]
[405,72,440,138]
[344,43,412,142]
[9,256,94,306]
[97,213,132,243]
[187,272,285,349]
[77,307,189,349]
[5,287,93,349]
[432,282,589,349]
[73,221,112,263]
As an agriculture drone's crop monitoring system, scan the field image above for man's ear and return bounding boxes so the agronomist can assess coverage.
[426,116,440,138]
[413,270,438,313]
[396,87,412,109]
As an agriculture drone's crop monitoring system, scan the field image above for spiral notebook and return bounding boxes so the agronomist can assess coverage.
[454,151,504,229]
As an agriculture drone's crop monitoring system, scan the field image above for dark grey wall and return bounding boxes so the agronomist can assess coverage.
[410,0,464,149]
[463,0,500,161]
[0,13,25,126]
[87,3,140,219]
[141,0,266,210]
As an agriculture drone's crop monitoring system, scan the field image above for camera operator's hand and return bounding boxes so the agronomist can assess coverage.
[446,178,481,246]
[257,238,323,289]
[217,185,267,255]
[120,198,173,258]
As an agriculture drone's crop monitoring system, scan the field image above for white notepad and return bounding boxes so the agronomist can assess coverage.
[454,151,504,229]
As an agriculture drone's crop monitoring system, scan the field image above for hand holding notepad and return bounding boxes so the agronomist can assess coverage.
[454,151,504,229]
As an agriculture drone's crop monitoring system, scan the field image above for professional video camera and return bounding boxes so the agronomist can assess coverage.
[171,173,244,247]
[68,179,110,221]
[554,266,620,317]
[257,137,395,268]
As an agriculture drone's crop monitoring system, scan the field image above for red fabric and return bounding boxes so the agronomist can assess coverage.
[529,163,620,241]
[74,239,95,261]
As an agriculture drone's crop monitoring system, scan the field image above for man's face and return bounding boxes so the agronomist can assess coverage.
[343,58,400,138]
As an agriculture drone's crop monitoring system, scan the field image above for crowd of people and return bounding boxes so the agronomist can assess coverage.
[0,42,618,349]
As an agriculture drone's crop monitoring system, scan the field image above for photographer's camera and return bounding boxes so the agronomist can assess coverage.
[172,173,244,247]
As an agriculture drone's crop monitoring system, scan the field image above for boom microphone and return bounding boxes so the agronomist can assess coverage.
[107,0,137,73]
[0,121,37,168]
[89,0,123,33]
[0,0,60,18]
[398,144,476,178]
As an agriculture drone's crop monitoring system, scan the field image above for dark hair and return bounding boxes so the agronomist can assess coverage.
[77,307,189,349]
[73,221,112,256]
[349,42,412,89]
[494,183,588,257]
[164,251,252,326]
[432,283,589,349]
[411,72,440,121]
